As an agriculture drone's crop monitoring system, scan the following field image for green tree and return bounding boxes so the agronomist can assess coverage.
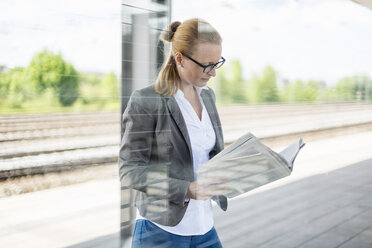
[0,70,8,106]
[79,72,106,106]
[27,49,79,106]
[78,71,119,108]
[353,75,372,101]
[307,80,324,102]
[211,59,246,104]
[101,72,119,102]
[281,80,323,102]
[0,67,33,108]
[224,60,246,103]
[331,75,372,101]
[214,66,230,104]
[249,66,279,103]
[334,77,357,101]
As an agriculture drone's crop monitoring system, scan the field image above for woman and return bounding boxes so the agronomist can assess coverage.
[119,18,228,248]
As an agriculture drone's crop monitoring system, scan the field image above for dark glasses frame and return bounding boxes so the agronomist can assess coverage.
[184,55,225,73]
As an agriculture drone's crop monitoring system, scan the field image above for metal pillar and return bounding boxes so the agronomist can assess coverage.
[120,1,171,247]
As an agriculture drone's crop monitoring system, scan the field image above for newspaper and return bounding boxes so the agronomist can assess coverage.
[196,132,305,199]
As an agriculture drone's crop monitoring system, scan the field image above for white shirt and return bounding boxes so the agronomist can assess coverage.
[136,86,217,236]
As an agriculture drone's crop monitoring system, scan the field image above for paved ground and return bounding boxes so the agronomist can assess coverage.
[1,130,372,248]
[215,158,372,248]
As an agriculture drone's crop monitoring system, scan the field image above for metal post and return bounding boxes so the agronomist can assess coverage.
[120,1,170,247]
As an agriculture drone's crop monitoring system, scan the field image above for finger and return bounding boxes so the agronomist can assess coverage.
[204,187,229,198]
[213,188,230,195]
[208,183,229,191]
[195,193,213,200]
[215,176,228,183]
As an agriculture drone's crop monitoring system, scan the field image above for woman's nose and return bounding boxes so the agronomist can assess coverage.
[208,68,217,77]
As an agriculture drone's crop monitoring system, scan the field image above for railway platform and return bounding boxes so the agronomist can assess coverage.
[1,130,371,248]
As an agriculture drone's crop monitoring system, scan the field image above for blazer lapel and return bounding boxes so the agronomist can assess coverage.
[165,90,223,161]
[201,89,224,153]
[166,96,193,156]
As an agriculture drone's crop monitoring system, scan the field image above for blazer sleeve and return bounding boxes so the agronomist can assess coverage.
[118,90,190,207]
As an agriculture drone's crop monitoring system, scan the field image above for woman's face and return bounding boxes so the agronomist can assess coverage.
[178,42,222,88]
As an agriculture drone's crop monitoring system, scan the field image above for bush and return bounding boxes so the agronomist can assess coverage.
[27,49,80,106]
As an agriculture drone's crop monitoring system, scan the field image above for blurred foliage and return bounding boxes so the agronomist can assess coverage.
[0,50,120,113]
[209,59,246,104]
[28,49,79,106]
[0,67,34,108]
[335,75,372,101]
[1,52,371,113]
[280,80,325,102]
[210,59,372,105]
[79,71,119,108]
[248,66,279,103]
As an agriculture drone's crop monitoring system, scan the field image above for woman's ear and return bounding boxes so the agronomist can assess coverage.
[174,52,183,68]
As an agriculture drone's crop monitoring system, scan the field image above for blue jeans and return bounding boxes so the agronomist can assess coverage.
[132,219,223,248]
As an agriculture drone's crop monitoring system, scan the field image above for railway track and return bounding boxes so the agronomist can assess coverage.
[0,103,369,134]
[0,111,120,142]
[1,102,372,180]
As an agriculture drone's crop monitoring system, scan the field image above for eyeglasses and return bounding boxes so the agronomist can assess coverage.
[184,55,225,73]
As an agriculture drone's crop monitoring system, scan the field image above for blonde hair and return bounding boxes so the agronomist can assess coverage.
[155,18,222,96]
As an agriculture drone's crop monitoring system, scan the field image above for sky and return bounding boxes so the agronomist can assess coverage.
[0,0,121,74]
[172,0,372,85]
[0,0,372,85]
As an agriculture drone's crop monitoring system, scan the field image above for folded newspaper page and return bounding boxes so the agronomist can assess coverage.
[196,133,305,199]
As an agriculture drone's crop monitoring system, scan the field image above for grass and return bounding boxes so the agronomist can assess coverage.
[0,97,120,115]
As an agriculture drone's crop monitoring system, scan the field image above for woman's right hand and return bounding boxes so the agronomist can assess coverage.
[186,178,229,200]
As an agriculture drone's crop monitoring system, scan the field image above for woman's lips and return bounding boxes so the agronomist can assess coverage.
[201,78,210,82]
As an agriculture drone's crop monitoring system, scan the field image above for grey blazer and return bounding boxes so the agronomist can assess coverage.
[119,85,228,227]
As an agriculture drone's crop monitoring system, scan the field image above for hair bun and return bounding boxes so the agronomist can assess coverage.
[161,21,181,42]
